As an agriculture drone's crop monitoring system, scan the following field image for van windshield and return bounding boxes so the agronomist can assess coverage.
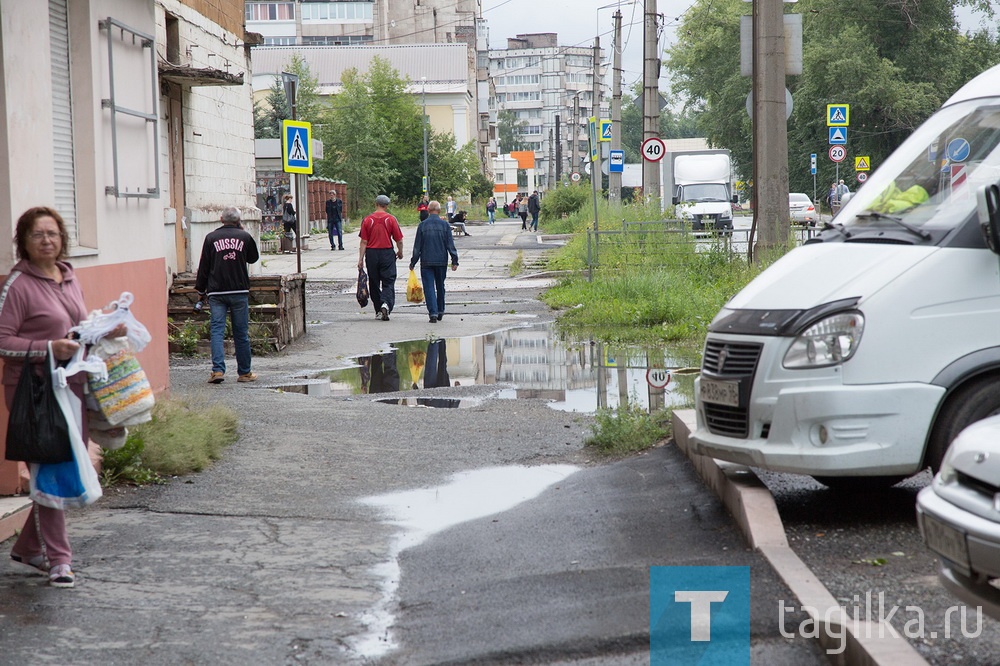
[680,183,729,202]
[837,100,1000,234]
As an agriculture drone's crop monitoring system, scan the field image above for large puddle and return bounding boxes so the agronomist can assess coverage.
[274,322,700,413]
[349,464,579,658]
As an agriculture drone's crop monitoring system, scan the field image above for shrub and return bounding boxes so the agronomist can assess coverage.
[541,185,590,221]
[585,403,672,455]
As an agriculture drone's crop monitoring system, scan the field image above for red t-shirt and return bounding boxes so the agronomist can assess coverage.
[360,212,402,249]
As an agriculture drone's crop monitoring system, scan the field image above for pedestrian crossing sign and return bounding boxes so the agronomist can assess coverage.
[600,119,612,142]
[827,104,849,127]
[282,120,313,174]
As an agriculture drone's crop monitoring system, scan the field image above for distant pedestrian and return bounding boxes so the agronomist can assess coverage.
[486,197,497,224]
[325,190,344,251]
[282,194,296,234]
[195,206,260,384]
[826,182,837,212]
[409,200,459,323]
[517,195,528,230]
[358,194,404,321]
[418,195,429,222]
[527,190,541,231]
[446,195,457,222]
[836,179,850,204]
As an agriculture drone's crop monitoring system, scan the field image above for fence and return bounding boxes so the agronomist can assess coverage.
[585,219,819,278]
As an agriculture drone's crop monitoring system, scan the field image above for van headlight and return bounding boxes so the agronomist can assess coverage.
[782,312,865,368]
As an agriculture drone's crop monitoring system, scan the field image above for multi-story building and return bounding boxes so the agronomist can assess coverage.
[245,1,492,171]
[489,33,608,190]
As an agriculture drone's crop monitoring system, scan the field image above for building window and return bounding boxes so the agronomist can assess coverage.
[496,74,539,86]
[50,0,78,245]
[301,2,374,21]
[245,3,295,21]
[521,125,542,135]
[301,35,373,45]
[263,36,297,45]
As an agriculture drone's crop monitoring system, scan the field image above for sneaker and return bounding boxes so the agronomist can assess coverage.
[208,371,225,384]
[48,564,75,588]
[429,316,437,323]
[237,372,258,383]
[10,552,46,573]
[380,304,390,321]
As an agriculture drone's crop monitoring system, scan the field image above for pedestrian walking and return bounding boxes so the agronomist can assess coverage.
[527,190,541,232]
[486,197,497,224]
[446,195,457,222]
[282,194,296,234]
[409,200,459,323]
[358,194,404,321]
[0,206,128,589]
[195,206,260,384]
[518,195,529,230]
[418,195,429,222]
[325,190,344,251]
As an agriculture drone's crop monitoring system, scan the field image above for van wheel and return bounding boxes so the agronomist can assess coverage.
[926,376,1000,473]
[811,476,907,491]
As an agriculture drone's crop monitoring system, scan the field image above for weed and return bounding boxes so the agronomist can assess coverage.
[168,318,208,356]
[101,397,239,486]
[509,250,525,277]
[585,402,672,455]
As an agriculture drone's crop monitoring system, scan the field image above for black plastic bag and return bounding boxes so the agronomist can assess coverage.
[357,268,370,307]
[4,347,72,464]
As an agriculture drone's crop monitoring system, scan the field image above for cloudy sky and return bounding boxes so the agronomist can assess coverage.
[482,0,995,94]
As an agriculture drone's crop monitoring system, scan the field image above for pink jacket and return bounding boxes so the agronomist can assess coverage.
[0,259,87,387]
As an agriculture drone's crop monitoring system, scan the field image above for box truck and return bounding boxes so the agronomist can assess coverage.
[663,150,736,231]
[689,63,1000,487]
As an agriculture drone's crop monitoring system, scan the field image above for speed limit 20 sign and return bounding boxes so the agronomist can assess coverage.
[642,137,666,162]
[828,145,847,163]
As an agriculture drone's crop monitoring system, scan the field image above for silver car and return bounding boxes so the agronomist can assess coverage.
[789,192,817,226]
[917,414,1000,619]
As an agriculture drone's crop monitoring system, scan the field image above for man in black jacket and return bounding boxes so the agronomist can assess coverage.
[195,207,260,384]
[325,190,344,250]
[527,191,541,231]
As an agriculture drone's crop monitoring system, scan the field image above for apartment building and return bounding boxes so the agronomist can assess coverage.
[489,33,608,190]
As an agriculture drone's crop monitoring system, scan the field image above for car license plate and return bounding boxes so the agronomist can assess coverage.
[922,513,969,566]
[700,378,740,407]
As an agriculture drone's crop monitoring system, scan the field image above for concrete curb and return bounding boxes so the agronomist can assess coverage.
[0,496,30,543]
[672,409,928,666]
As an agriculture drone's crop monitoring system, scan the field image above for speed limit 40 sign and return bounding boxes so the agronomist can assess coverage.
[641,137,666,162]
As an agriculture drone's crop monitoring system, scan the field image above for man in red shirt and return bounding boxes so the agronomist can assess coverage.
[358,194,404,321]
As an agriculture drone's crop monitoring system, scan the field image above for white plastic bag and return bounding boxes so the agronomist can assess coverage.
[70,292,151,352]
[29,343,107,510]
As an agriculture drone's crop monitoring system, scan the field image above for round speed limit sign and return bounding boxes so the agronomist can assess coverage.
[857,172,868,183]
[641,137,666,162]
[646,367,671,389]
[829,145,847,163]
[570,172,581,182]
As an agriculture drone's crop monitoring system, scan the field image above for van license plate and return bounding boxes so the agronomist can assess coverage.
[922,514,968,566]
[700,379,740,407]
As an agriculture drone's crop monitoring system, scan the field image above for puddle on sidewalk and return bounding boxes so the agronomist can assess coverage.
[266,322,699,413]
[349,464,579,658]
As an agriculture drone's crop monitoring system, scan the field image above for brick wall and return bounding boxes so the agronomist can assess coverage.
[178,0,244,38]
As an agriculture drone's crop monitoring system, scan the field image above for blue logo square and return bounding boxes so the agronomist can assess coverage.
[650,566,750,666]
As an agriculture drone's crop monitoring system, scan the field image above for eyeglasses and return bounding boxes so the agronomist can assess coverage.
[28,231,61,242]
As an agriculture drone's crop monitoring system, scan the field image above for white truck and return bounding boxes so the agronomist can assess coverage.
[663,150,737,232]
[689,63,1000,488]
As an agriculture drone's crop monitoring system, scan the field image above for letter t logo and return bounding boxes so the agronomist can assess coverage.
[674,590,729,641]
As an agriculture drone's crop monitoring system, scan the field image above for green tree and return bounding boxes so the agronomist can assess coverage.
[427,135,479,200]
[254,55,323,139]
[364,57,425,197]
[497,109,528,153]
[621,83,701,162]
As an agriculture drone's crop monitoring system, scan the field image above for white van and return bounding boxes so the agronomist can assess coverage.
[690,64,1000,487]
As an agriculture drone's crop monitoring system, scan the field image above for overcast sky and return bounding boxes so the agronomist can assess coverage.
[482,0,995,96]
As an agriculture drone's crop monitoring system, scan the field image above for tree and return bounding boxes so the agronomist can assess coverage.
[621,83,701,162]
[363,57,425,197]
[253,55,323,139]
[427,135,479,200]
[496,109,528,153]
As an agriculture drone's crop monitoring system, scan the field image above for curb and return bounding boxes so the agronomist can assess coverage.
[672,409,928,666]
[0,496,30,543]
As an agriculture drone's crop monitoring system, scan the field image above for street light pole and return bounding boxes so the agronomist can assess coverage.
[422,76,429,196]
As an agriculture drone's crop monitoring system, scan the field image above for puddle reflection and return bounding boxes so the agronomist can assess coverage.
[279,323,699,413]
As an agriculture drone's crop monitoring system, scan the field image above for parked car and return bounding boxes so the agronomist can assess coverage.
[788,192,817,226]
[917,415,1000,619]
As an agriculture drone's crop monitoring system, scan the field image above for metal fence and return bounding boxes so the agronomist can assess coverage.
[585,219,819,278]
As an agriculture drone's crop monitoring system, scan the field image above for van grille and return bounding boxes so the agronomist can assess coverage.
[701,340,763,439]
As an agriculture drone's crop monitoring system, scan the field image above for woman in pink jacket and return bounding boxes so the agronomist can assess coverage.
[0,207,109,588]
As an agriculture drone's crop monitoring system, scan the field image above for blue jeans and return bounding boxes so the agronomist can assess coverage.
[209,293,252,375]
[420,265,448,317]
[328,220,343,249]
[487,210,495,224]
[530,211,539,231]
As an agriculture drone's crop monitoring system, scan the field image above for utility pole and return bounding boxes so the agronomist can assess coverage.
[555,114,562,185]
[592,37,602,199]
[643,0,660,205]
[571,94,580,180]
[609,9,623,204]
[548,128,555,188]
[422,77,429,197]
[751,0,789,261]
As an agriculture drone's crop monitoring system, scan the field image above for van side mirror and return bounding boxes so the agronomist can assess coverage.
[978,184,1000,253]
[672,196,680,205]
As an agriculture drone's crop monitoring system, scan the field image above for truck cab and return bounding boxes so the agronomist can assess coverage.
[689,64,1000,485]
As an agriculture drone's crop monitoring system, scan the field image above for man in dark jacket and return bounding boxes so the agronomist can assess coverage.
[527,191,541,231]
[409,200,459,323]
[195,207,260,384]
[325,190,344,250]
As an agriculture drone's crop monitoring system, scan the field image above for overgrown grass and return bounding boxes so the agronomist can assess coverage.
[585,403,672,455]
[100,397,239,485]
[509,250,525,276]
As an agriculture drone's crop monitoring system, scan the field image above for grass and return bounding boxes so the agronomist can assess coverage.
[509,250,525,277]
[585,403,672,455]
[100,397,239,485]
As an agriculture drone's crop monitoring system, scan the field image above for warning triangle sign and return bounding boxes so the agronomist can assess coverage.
[855,156,870,170]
